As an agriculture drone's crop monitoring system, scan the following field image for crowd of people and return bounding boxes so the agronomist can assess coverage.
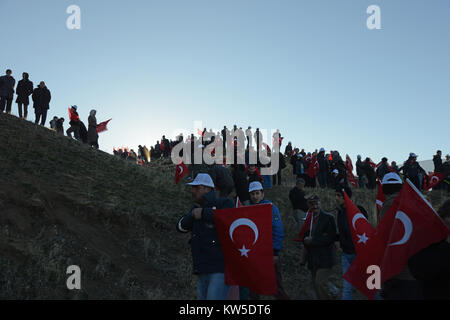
[0,69,101,149]
[3,67,449,300]
[170,123,449,300]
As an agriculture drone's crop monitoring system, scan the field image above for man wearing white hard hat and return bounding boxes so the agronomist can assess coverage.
[377,172,422,300]
[176,173,234,300]
[243,181,289,300]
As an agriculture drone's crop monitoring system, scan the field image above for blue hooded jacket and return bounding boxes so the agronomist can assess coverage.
[255,199,285,255]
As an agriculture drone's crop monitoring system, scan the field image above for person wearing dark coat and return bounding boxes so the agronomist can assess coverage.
[176,174,234,300]
[399,153,426,190]
[55,117,64,135]
[376,157,391,180]
[289,178,308,231]
[32,81,51,126]
[362,158,376,189]
[15,72,33,119]
[302,195,337,300]
[208,164,235,198]
[232,165,250,204]
[87,109,99,149]
[272,152,286,186]
[0,69,16,114]
[433,150,443,173]
[408,199,450,299]
[317,149,329,189]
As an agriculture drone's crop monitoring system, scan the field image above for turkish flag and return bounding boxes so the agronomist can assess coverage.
[174,162,189,184]
[96,119,112,133]
[376,179,450,283]
[376,180,385,214]
[343,191,375,255]
[424,172,444,190]
[306,156,319,178]
[214,204,277,295]
[344,179,450,299]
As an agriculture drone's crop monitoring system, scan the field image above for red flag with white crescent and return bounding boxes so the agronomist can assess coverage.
[175,162,189,184]
[343,191,375,255]
[214,204,277,295]
[424,172,444,190]
[344,179,450,299]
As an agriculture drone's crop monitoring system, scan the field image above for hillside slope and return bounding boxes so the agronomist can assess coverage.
[0,113,446,300]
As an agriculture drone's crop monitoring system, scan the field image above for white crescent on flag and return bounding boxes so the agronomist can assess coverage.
[389,211,413,246]
[352,213,368,230]
[229,218,259,245]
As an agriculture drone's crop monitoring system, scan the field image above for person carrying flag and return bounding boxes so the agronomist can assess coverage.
[243,181,289,300]
[176,173,234,300]
[335,189,368,300]
[66,105,81,140]
[377,172,422,299]
[302,194,337,300]
[408,198,450,299]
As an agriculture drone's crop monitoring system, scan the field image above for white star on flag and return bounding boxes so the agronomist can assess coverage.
[357,233,369,244]
[238,245,250,257]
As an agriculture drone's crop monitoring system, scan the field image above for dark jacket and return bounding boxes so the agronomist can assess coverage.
[232,165,250,202]
[408,240,450,299]
[433,155,443,173]
[208,165,235,191]
[15,79,33,104]
[376,162,391,180]
[176,190,234,274]
[317,152,329,173]
[87,115,98,144]
[252,199,285,255]
[336,206,355,254]
[356,159,364,176]
[289,187,308,211]
[0,75,15,98]
[303,210,337,270]
[32,86,51,110]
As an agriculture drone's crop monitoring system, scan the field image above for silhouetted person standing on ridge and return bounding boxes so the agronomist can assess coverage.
[32,81,51,126]
[15,72,33,119]
[67,105,81,140]
[87,109,99,149]
[0,69,16,114]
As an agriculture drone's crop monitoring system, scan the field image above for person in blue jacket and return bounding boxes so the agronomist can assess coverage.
[176,173,234,300]
[246,181,290,299]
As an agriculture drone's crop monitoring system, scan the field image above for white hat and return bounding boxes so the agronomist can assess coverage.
[382,172,403,185]
[72,105,78,110]
[409,153,418,158]
[332,169,339,174]
[187,173,215,188]
[249,181,263,193]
